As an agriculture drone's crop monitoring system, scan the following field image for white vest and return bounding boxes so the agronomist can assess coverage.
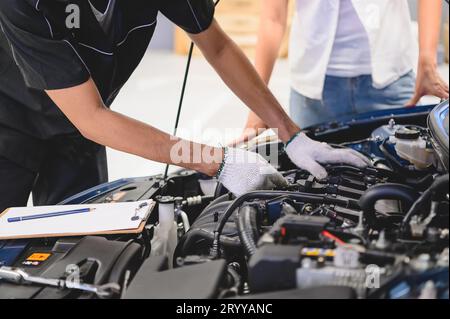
[289,0,418,100]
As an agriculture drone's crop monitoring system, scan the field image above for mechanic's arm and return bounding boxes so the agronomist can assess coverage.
[190,19,297,143]
[46,79,288,196]
[240,0,290,143]
[45,79,222,177]
[407,0,449,105]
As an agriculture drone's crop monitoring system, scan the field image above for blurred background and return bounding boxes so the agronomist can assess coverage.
[107,0,449,181]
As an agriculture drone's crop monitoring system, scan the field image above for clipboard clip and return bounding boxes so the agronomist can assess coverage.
[131,202,149,221]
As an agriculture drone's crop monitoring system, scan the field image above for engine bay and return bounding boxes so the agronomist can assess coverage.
[0,101,448,299]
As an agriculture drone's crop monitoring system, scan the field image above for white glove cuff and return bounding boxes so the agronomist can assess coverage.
[285,132,308,156]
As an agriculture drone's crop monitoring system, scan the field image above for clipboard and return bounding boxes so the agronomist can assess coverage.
[0,200,155,240]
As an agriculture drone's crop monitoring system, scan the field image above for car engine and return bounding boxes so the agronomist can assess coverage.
[0,101,448,299]
[168,102,449,299]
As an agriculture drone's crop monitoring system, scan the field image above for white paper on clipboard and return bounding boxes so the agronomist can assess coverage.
[0,200,155,240]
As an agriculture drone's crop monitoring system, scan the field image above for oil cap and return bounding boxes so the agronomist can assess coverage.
[395,128,420,140]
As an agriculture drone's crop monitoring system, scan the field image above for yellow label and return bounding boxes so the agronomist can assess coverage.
[27,253,51,262]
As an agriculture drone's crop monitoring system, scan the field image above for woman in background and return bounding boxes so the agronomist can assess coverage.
[239,0,449,140]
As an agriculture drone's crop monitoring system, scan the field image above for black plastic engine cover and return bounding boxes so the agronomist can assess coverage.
[124,259,227,299]
[0,236,142,299]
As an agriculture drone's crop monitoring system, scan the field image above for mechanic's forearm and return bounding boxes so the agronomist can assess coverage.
[193,21,299,142]
[418,0,442,64]
[83,108,222,176]
[46,80,222,176]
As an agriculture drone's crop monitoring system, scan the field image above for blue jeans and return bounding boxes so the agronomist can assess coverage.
[289,72,416,128]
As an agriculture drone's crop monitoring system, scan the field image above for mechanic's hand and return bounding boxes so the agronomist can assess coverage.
[285,132,370,180]
[406,59,449,106]
[217,147,288,196]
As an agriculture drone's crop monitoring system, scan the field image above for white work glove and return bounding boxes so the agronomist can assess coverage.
[285,132,370,180]
[217,147,288,196]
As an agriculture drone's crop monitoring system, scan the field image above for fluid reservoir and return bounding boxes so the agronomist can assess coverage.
[390,128,435,170]
[151,196,178,266]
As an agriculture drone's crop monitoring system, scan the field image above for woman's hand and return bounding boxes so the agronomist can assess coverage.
[407,57,449,106]
[408,0,449,106]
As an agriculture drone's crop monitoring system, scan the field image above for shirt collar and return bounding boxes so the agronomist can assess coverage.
[88,0,115,32]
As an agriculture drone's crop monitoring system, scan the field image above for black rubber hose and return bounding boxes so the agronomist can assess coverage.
[402,174,449,228]
[359,183,420,227]
[179,228,241,257]
[211,191,355,258]
[236,206,259,258]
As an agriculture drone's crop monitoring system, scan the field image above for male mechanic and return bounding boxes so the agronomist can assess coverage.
[0,0,368,212]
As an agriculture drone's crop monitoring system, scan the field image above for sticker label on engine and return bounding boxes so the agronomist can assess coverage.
[27,253,51,262]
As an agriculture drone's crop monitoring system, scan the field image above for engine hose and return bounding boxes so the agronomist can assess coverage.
[236,206,259,258]
[359,183,420,227]
[211,191,356,259]
[402,174,449,229]
[177,228,241,259]
[178,210,190,232]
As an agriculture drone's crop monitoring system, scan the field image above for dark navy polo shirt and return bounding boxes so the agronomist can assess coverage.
[0,0,214,170]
